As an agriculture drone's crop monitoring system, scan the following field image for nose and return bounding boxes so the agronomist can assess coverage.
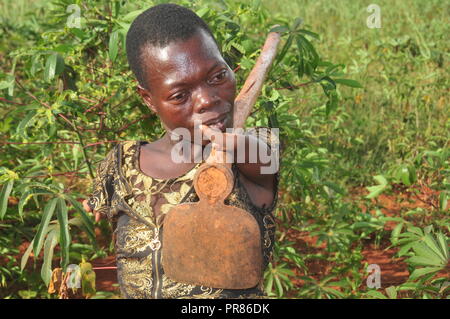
[193,86,220,114]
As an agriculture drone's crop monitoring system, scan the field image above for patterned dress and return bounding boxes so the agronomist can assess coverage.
[86,127,279,299]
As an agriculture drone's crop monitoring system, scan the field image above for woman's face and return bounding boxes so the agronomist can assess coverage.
[138,28,236,142]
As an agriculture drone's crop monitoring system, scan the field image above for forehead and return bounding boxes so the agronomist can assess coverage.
[140,29,225,87]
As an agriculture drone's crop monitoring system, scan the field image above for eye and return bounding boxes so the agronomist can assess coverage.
[169,91,188,104]
[209,70,227,84]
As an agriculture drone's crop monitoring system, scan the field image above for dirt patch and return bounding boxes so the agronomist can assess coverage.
[91,256,119,294]
[351,183,446,230]
[361,243,409,288]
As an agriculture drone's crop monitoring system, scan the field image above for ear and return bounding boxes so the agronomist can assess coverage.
[137,84,157,113]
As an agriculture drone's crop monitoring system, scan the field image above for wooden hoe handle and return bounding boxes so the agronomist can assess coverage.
[195,28,282,203]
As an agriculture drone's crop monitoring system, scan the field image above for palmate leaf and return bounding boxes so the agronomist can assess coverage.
[423,233,447,261]
[407,225,424,237]
[412,241,444,264]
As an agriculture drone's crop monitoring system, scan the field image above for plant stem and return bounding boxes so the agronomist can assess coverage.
[72,118,95,180]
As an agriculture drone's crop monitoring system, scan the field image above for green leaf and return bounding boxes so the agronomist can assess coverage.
[390,222,404,245]
[409,267,441,280]
[397,242,414,257]
[265,272,274,295]
[30,54,42,77]
[0,180,14,219]
[195,7,209,18]
[53,44,73,54]
[44,53,64,81]
[385,286,397,299]
[274,34,294,68]
[395,166,411,186]
[366,185,385,199]
[365,290,387,299]
[297,35,319,67]
[407,256,444,267]
[274,274,283,296]
[109,31,119,62]
[365,175,388,199]
[292,17,303,30]
[323,287,345,298]
[122,9,144,22]
[334,78,363,88]
[65,195,95,244]
[436,233,448,260]
[57,198,70,270]
[407,226,424,237]
[33,198,58,258]
[21,239,34,271]
[298,29,320,40]
[423,233,447,262]
[70,28,87,40]
[269,25,289,34]
[16,110,37,139]
[0,76,14,90]
[41,228,58,286]
[322,181,346,195]
[412,241,443,264]
[18,189,33,220]
[398,282,419,291]
[18,290,37,299]
[80,261,96,297]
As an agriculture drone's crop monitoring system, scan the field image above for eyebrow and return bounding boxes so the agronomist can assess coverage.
[166,61,224,89]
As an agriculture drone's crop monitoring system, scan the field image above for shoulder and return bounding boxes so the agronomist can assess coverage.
[99,141,139,166]
[94,141,136,178]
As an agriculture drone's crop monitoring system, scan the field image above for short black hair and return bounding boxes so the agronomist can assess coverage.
[126,3,217,90]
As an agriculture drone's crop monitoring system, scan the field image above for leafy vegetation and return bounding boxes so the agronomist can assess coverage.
[1,0,448,299]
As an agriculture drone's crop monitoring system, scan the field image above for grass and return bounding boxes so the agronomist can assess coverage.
[264,0,449,182]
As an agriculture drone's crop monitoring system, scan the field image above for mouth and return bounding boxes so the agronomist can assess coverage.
[203,113,229,132]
